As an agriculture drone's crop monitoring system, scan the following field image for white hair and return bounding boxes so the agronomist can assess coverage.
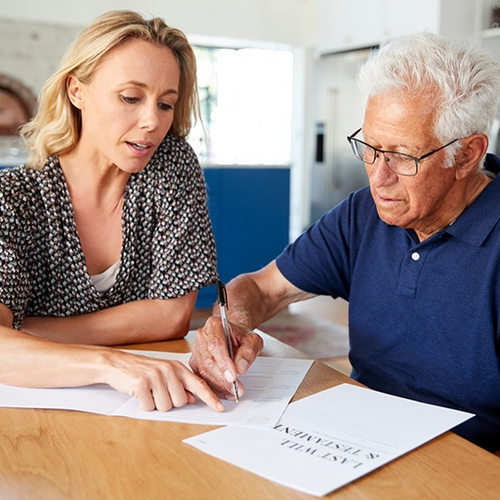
[357,32,500,168]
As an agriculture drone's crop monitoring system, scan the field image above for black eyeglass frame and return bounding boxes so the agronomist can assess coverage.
[346,128,460,176]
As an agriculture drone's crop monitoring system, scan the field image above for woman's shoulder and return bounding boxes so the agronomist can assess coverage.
[0,156,57,178]
[0,166,38,223]
[0,157,61,205]
[146,135,201,180]
[153,134,196,161]
[0,164,34,193]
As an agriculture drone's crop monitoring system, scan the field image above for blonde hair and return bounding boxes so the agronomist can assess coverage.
[21,10,199,169]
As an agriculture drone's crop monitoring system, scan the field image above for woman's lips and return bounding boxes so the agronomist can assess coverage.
[126,141,154,156]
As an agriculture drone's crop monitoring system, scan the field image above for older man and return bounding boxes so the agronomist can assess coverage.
[190,32,500,453]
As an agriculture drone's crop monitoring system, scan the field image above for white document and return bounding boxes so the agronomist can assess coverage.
[0,351,312,427]
[184,383,474,497]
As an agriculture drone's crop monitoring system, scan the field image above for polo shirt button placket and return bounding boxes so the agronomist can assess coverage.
[397,246,430,298]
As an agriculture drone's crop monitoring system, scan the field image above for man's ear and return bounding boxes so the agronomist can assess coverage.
[455,134,488,180]
[66,75,85,110]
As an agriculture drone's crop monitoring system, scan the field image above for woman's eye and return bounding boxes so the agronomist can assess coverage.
[120,95,139,104]
[158,102,174,111]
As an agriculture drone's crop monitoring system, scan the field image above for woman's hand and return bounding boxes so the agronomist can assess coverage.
[189,315,263,399]
[103,350,225,412]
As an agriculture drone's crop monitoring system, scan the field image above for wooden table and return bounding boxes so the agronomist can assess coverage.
[0,331,499,499]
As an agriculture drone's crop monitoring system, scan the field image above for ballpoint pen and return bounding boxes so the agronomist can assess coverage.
[216,279,240,402]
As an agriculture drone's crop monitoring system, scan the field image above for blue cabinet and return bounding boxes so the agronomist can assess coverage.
[196,167,290,308]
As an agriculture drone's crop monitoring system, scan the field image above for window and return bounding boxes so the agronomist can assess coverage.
[189,46,293,166]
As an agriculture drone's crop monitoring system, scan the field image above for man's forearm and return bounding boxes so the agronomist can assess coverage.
[220,274,277,330]
[220,262,314,331]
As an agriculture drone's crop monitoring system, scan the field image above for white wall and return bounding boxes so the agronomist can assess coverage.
[0,18,81,95]
[0,0,317,46]
[0,0,317,111]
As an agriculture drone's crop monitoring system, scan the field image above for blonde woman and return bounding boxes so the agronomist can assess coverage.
[0,10,223,413]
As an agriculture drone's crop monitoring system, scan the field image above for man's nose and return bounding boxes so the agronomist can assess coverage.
[368,153,398,186]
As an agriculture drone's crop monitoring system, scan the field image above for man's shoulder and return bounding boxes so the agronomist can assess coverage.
[318,185,376,225]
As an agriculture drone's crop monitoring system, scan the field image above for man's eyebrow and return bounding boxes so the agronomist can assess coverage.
[362,133,412,152]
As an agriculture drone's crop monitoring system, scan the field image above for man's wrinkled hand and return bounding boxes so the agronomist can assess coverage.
[189,315,263,399]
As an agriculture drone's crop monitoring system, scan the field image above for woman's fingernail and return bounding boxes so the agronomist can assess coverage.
[224,370,234,382]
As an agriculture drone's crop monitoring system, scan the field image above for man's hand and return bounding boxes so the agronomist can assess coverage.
[189,315,263,399]
[189,262,311,398]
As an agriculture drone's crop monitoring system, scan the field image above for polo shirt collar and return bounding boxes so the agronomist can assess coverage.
[446,155,500,246]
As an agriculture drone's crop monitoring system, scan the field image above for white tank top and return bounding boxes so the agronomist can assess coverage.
[90,260,121,295]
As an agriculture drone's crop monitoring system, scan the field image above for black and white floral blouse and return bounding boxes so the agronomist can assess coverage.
[0,135,217,329]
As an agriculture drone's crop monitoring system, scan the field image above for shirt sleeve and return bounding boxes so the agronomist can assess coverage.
[0,171,33,328]
[148,137,218,298]
[275,189,372,299]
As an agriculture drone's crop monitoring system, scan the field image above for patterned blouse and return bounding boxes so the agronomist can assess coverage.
[0,135,217,329]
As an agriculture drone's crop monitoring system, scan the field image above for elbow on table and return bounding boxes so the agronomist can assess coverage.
[134,315,190,343]
[157,304,192,341]
[146,293,197,341]
[167,317,191,340]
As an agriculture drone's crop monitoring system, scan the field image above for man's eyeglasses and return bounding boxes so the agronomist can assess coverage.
[347,128,459,176]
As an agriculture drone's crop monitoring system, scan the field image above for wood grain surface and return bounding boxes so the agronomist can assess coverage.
[0,331,498,499]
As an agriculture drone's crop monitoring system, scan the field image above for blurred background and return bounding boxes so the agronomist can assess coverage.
[1,0,499,307]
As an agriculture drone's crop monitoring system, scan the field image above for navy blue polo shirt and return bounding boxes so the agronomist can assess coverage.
[276,156,500,452]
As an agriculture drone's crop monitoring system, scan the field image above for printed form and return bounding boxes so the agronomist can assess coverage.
[185,383,474,496]
[0,351,313,427]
